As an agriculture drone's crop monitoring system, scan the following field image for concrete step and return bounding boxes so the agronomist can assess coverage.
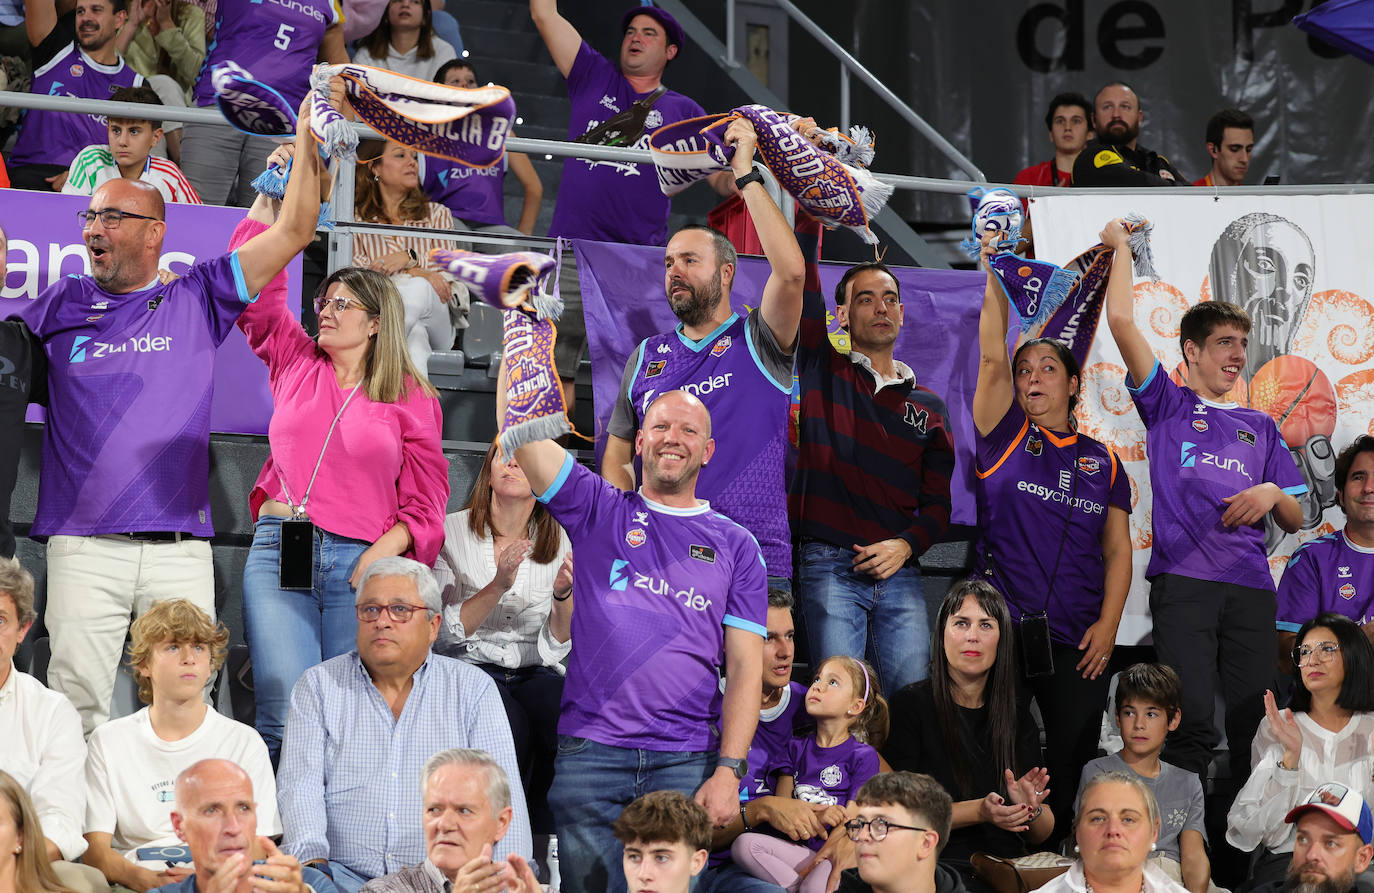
[463,25,548,62]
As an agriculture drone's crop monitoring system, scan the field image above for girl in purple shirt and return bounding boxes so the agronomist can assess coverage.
[732,656,887,893]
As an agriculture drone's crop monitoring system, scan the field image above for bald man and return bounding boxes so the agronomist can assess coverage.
[509,386,767,893]
[162,760,335,893]
[7,95,324,732]
[1072,82,1185,188]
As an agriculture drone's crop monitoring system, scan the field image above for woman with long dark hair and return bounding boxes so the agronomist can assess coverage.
[1226,612,1374,888]
[971,232,1132,838]
[353,0,457,81]
[884,580,1053,893]
[432,440,572,832]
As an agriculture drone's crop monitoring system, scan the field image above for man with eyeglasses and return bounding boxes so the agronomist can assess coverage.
[275,557,531,893]
[6,98,327,735]
[836,773,963,893]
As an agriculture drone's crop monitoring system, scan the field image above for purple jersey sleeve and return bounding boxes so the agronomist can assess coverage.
[1276,544,1322,632]
[723,522,768,636]
[1126,360,1187,427]
[1106,446,1131,511]
[536,452,619,538]
[186,251,254,344]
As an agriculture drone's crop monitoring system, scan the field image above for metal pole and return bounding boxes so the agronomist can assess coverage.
[839,65,850,133]
[724,0,739,68]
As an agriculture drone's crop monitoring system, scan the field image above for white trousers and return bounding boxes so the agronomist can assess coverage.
[394,274,457,376]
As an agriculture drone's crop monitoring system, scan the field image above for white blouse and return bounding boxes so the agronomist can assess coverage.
[431,508,572,672]
[1226,710,1374,854]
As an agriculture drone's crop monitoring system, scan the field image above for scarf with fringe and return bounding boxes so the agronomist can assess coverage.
[428,248,571,453]
[649,104,892,244]
[212,62,298,138]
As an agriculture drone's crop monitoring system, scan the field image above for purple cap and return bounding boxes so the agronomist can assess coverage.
[622,5,686,52]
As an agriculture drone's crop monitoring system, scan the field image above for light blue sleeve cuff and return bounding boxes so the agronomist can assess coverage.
[228,250,254,304]
[1276,621,1304,633]
[1282,483,1309,496]
[1125,359,1160,394]
[535,453,576,504]
[723,615,767,638]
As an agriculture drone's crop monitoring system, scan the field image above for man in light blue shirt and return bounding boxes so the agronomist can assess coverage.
[277,558,531,893]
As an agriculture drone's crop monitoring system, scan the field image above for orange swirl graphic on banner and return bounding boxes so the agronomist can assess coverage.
[1075,362,1146,461]
[1337,369,1374,436]
[1290,289,1374,366]
[1136,280,1190,339]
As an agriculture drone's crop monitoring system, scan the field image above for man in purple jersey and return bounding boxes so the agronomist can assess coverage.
[9,0,140,191]
[603,117,804,590]
[1102,216,1305,787]
[510,387,767,893]
[7,95,327,733]
[1277,437,1374,660]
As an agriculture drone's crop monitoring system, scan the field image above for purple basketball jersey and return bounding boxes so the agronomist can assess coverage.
[192,0,342,109]
[777,735,881,850]
[12,254,252,535]
[10,44,142,168]
[538,456,767,751]
[1130,361,1306,590]
[1277,532,1374,630]
[421,154,507,227]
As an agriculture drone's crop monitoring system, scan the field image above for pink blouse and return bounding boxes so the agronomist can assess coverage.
[231,218,450,564]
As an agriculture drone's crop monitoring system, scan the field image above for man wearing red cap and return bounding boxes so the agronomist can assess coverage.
[1261,782,1374,893]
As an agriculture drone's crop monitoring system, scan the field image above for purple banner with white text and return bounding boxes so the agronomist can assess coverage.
[575,239,987,526]
[1,191,302,435]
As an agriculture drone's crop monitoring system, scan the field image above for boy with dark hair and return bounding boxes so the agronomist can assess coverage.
[1104,216,1305,792]
[1078,664,1213,893]
[614,792,712,893]
[1196,109,1255,187]
[63,84,201,203]
[1013,91,1092,189]
[837,772,963,893]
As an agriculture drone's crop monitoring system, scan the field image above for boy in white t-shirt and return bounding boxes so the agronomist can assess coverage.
[82,599,277,893]
[62,85,201,205]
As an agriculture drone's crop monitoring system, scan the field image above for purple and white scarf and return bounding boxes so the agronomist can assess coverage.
[649,104,892,244]
[212,62,298,139]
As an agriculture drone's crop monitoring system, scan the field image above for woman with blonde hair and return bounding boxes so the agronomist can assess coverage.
[234,158,451,761]
[0,772,76,893]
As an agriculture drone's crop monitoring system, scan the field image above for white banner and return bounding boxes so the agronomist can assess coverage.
[1034,194,1374,644]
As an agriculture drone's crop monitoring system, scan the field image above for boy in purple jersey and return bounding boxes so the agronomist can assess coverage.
[6,91,330,733]
[1277,437,1374,659]
[9,0,141,191]
[1102,216,1306,786]
[604,117,804,590]
[510,386,767,893]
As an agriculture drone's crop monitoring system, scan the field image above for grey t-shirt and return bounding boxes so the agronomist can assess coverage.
[1076,752,1205,863]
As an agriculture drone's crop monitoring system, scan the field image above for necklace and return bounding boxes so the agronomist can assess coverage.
[1084,878,1146,893]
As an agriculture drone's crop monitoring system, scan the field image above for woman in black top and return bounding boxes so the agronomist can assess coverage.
[884,580,1053,892]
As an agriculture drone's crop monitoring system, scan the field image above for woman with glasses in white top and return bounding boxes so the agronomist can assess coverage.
[1227,612,1374,889]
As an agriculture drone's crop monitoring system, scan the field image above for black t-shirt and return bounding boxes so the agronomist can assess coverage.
[838,861,970,893]
[1072,138,1186,187]
[32,10,79,69]
[0,320,47,559]
[882,680,1044,867]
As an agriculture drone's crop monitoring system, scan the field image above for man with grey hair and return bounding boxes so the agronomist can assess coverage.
[360,750,540,893]
[277,558,530,893]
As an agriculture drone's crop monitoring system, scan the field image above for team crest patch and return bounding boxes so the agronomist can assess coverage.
[1237,429,1256,445]
[645,359,667,378]
[86,315,103,322]
[1077,456,1101,475]
[711,335,733,357]
[819,765,843,787]
[1094,149,1124,168]
[1192,419,1208,433]
[690,544,716,564]
[1341,583,1357,601]
[1025,436,1043,457]
[626,528,646,548]
[70,64,84,77]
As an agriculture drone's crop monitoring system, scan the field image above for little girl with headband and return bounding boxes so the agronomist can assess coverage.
[731,655,888,893]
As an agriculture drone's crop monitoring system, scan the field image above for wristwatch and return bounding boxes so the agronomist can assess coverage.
[717,755,749,780]
[734,165,765,192]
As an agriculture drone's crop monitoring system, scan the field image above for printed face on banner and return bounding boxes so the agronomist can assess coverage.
[1033,194,1374,644]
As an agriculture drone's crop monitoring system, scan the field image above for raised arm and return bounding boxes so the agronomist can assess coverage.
[318,21,349,64]
[972,233,1013,437]
[725,119,804,353]
[1101,218,1155,386]
[529,0,581,77]
[234,90,332,296]
[24,0,58,48]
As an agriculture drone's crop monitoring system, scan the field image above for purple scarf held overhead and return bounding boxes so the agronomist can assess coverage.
[649,105,893,245]
[212,62,298,139]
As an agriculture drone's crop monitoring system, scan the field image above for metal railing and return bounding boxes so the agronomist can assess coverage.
[720,0,988,184]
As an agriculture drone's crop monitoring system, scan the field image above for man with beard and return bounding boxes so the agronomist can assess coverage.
[1254,783,1374,893]
[1073,82,1186,188]
[790,252,955,695]
[509,387,767,893]
[603,116,804,592]
[9,0,141,191]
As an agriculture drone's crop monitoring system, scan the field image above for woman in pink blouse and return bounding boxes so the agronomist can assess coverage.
[353,138,468,376]
[231,153,451,760]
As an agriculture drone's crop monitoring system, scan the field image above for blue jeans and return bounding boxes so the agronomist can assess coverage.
[699,861,787,893]
[798,540,929,693]
[242,515,368,761]
[325,862,369,893]
[549,737,713,893]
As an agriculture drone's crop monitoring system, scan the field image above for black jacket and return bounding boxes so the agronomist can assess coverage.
[1072,138,1186,187]
[838,861,969,893]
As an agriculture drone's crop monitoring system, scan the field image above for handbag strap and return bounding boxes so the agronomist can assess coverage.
[276,380,363,518]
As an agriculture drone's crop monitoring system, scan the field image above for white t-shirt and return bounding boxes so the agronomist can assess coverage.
[352,36,457,82]
[85,706,280,864]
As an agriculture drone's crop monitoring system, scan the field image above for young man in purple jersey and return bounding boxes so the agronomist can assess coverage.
[1102,216,1305,786]
[510,387,767,893]
[1277,436,1374,660]
[7,92,329,733]
[604,116,804,592]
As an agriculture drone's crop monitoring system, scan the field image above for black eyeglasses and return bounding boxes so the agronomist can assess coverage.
[356,603,429,624]
[844,818,928,842]
[79,208,163,229]
[1292,641,1340,667]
